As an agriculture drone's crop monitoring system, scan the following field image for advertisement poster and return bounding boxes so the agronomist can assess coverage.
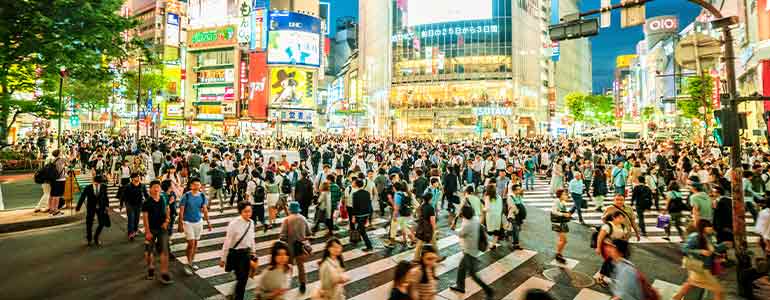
[269,67,315,109]
[250,9,267,51]
[188,26,237,48]
[269,11,321,33]
[267,31,321,66]
[248,52,268,118]
[166,104,184,118]
[165,13,180,46]
[222,102,237,116]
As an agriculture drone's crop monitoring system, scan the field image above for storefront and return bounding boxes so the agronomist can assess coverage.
[184,25,244,137]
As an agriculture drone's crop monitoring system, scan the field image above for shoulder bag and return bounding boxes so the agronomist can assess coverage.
[225,221,252,272]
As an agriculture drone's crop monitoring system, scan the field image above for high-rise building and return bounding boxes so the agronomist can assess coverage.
[358,0,592,138]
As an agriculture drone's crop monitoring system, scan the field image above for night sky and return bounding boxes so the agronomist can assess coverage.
[330,0,701,93]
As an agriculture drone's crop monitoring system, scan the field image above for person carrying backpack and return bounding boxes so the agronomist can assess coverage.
[607,239,660,300]
[592,210,630,287]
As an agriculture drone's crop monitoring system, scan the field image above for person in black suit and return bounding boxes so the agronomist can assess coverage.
[351,179,374,251]
[76,175,110,246]
[293,171,314,218]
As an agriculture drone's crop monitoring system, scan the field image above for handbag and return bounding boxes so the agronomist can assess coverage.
[656,214,671,229]
[550,212,570,223]
[225,222,252,272]
[286,219,312,257]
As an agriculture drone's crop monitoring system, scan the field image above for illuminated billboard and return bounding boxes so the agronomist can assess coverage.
[269,67,315,109]
[267,31,321,66]
[407,0,492,26]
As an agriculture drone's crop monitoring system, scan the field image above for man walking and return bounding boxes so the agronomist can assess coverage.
[294,171,314,218]
[568,172,586,224]
[178,178,213,275]
[280,201,311,294]
[450,204,494,300]
[351,179,374,251]
[119,173,149,241]
[76,175,110,246]
[142,180,173,284]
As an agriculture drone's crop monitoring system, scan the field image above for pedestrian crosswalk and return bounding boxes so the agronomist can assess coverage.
[523,178,761,244]
[77,174,690,299]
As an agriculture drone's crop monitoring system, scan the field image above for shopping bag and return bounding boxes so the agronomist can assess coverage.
[656,214,671,229]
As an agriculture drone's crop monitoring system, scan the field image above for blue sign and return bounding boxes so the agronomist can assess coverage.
[551,42,560,62]
[269,11,321,33]
[167,12,179,26]
[146,89,153,111]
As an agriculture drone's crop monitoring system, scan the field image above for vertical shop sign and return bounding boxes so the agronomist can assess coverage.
[248,52,268,118]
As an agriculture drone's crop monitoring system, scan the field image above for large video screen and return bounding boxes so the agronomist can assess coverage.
[407,0,492,26]
[267,30,321,67]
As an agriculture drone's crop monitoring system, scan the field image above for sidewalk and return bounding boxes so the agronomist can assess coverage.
[0,172,42,210]
[0,208,83,234]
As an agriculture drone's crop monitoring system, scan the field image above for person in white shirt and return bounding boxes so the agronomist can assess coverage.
[755,203,770,258]
[219,202,256,300]
[152,149,163,175]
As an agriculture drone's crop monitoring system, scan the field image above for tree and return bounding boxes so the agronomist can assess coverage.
[584,94,615,125]
[565,92,587,122]
[66,78,111,121]
[122,68,169,110]
[0,0,138,143]
[679,75,715,120]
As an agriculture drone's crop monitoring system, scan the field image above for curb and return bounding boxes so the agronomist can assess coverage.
[0,210,85,234]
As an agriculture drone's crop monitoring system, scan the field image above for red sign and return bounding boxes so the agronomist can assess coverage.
[240,61,248,99]
[711,71,721,109]
[248,52,268,119]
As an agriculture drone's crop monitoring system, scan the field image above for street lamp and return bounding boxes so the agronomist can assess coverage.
[135,59,143,139]
[57,66,67,149]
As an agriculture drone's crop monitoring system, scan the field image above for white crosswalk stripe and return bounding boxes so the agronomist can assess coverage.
[74,174,698,299]
[522,178,760,244]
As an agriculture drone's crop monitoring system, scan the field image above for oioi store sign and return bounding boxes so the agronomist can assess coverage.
[189,26,237,48]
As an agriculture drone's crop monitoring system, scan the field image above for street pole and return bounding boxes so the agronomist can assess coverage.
[57,71,64,150]
[136,60,142,140]
[687,0,750,296]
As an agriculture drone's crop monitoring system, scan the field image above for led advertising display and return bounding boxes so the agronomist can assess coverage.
[269,67,315,109]
[248,52,268,119]
[269,11,322,33]
[267,31,321,66]
[407,0,492,26]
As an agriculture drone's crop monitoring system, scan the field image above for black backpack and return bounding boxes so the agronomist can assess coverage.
[281,176,293,194]
[397,192,412,217]
[254,184,266,203]
[237,175,248,193]
[478,223,489,252]
[34,161,60,184]
[590,223,613,249]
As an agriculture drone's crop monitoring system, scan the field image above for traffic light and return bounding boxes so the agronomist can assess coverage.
[549,19,599,42]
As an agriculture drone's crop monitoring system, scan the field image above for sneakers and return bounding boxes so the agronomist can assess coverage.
[449,285,465,293]
[183,264,194,275]
[159,273,174,285]
[554,254,567,264]
[191,264,200,271]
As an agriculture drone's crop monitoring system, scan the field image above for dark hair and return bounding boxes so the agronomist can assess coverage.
[555,189,566,199]
[607,210,626,222]
[268,241,291,271]
[320,238,345,268]
[161,179,172,192]
[484,185,496,199]
[237,201,251,213]
[696,219,713,250]
[130,172,141,179]
[464,185,475,193]
[430,177,439,185]
[611,239,631,258]
[422,192,433,203]
[149,180,161,187]
[189,177,201,184]
[354,179,364,188]
[416,169,424,176]
[93,175,105,183]
[461,204,474,219]
[393,260,413,285]
[418,244,438,283]
[637,175,646,184]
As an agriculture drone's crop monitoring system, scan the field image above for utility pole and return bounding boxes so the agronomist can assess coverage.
[57,66,67,150]
[135,60,142,139]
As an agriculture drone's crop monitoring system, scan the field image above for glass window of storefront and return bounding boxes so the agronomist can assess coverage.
[196,50,234,67]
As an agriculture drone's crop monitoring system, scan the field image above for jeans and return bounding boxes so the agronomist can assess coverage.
[524,172,535,190]
[251,204,266,225]
[569,193,584,222]
[126,204,141,235]
[293,254,307,284]
[510,222,521,245]
[455,254,493,296]
[665,212,685,239]
[355,215,373,249]
[636,205,647,235]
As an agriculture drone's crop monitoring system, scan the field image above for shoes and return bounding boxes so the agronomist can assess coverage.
[554,254,566,264]
[449,286,465,293]
[299,283,307,294]
[363,247,374,252]
[183,264,194,275]
[159,273,174,285]
[512,244,523,251]
[146,269,155,280]
[191,264,199,270]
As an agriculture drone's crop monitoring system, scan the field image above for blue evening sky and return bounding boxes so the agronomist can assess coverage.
[331,0,702,93]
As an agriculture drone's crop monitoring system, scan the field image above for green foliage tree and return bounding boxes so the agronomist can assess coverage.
[0,0,138,143]
[122,69,169,109]
[584,94,616,125]
[565,92,586,122]
[66,78,111,120]
[679,75,715,120]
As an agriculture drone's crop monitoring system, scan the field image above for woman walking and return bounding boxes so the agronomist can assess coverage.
[219,201,256,300]
[550,159,564,196]
[591,166,608,212]
[389,261,415,300]
[593,210,628,287]
[663,182,687,241]
[551,189,572,264]
[482,185,503,250]
[672,220,728,300]
[407,244,439,300]
[265,171,281,228]
[314,238,349,300]
[256,241,292,300]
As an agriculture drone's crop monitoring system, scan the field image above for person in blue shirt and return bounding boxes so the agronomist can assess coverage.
[568,172,586,224]
[611,161,628,196]
[177,178,213,275]
[607,239,645,300]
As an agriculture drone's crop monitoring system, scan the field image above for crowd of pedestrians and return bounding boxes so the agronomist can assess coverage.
[31,130,770,299]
